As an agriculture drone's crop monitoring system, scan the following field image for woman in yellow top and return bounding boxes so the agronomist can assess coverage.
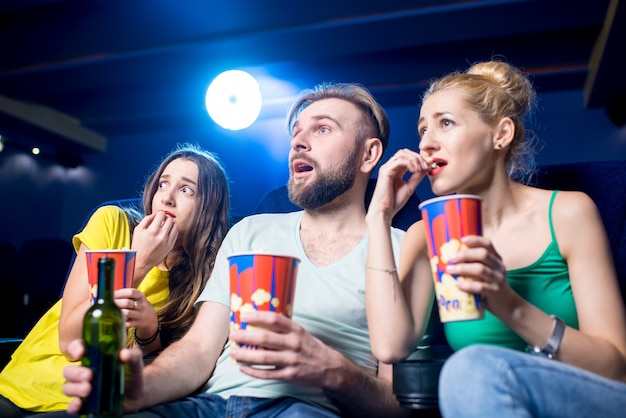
[0,144,230,416]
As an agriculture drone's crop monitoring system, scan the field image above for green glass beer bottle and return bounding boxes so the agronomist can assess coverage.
[81,257,125,417]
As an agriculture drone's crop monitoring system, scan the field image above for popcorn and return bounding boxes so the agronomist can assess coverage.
[230,293,243,312]
[239,303,255,315]
[251,288,272,306]
[439,239,462,263]
[430,243,482,322]
[435,272,481,321]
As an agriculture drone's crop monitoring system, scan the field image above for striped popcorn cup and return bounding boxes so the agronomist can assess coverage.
[85,249,136,304]
[228,253,299,351]
[419,195,484,322]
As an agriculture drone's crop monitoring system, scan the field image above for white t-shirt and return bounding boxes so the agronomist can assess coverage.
[196,211,405,412]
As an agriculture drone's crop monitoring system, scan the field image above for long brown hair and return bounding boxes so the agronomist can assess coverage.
[128,144,230,346]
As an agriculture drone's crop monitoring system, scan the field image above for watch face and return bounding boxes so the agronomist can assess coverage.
[527,345,553,359]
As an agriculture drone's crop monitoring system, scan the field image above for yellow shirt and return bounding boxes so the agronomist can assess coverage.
[0,206,169,412]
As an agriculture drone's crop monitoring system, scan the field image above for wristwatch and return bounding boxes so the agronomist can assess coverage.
[527,315,565,359]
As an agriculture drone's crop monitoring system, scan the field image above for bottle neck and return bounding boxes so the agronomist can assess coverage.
[97,258,116,302]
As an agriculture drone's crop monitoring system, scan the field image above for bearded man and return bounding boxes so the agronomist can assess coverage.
[54,83,411,418]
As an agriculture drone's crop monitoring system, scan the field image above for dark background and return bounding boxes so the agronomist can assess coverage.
[1,0,625,250]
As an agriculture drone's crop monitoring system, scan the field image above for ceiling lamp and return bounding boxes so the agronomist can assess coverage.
[205,70,262,131]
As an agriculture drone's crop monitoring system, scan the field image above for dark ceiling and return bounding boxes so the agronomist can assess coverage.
[0,0,624,157]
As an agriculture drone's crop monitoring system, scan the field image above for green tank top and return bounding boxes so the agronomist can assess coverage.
[444,190,579,352]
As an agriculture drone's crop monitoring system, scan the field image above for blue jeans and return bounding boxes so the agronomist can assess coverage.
[439,345,626,417]
[35,395,341,418]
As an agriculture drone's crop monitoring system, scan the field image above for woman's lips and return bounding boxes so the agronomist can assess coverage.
[428,160,446,175]
[161,210,175,218]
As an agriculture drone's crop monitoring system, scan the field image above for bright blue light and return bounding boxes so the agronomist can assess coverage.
[205,70,262,131]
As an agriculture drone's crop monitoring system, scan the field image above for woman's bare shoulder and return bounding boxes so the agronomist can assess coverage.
[552,189,599,220]
[523,186,597,220]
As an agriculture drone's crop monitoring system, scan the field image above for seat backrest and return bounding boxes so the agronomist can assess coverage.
[14,238,74,337]
[0,241,17,284]
[255,177,422,231]
[531,160,626,300]
[0,241,19,337]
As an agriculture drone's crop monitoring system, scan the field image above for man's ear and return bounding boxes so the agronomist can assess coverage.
[361,137,384,174]
[494,117,515,150]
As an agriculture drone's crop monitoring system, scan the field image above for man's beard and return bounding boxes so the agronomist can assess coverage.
[288,148,359,210]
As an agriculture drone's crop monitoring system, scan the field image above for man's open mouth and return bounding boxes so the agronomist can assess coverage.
[295,163,313,173]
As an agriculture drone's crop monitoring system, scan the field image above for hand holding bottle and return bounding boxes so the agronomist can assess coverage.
[63,339,145,415]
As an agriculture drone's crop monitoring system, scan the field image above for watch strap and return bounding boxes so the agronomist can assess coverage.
[528,315,565,359]
[543,315,565,358]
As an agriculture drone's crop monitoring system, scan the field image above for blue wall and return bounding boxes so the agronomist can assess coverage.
[1,89,625,251]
